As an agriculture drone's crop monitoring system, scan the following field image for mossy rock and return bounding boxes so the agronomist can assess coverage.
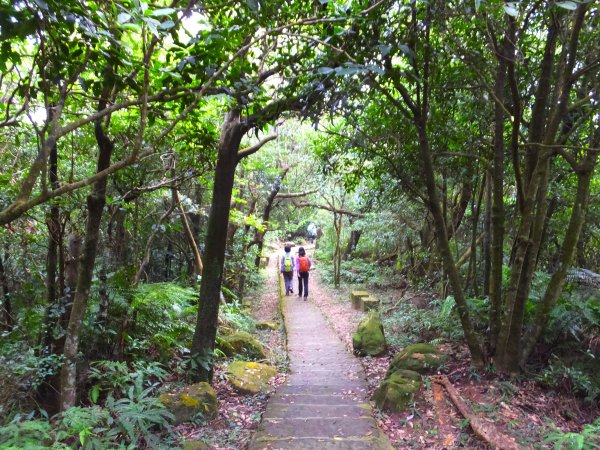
[352,311,386,356]
[256,321,279,331]
[159,382,218,424]
[372,369,422,412]
[219,331,266,360]
[182,440,210,450]
[387,343,448,375]
[226,360,277,394]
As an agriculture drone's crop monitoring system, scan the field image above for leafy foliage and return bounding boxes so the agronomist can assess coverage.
[383,296,465,348]
[544,419,600,450]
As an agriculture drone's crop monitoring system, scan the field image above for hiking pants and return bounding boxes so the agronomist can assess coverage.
[283,271,294,294]
[298,271,309,297]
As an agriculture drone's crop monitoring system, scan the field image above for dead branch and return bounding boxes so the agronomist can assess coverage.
[432,375,521,450]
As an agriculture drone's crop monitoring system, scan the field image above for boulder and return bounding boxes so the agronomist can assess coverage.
[226,360,277,394]
[351,291,369,309]
[352,311,386,356]
[361,296,379,311]
[256,321,279,331]
[372,369,422,412]
[219,331,266,360]
[159,382,218,424]
[387,343,448,375]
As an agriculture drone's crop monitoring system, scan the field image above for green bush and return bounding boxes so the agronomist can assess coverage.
[544,419,600,450]
[0,343,63,421]
[0,379,175,449]
[383,296,464,348]
[88,360,169,401]
[537,356,600,403]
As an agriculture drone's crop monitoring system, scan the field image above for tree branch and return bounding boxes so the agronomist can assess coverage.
[237,134,278,161]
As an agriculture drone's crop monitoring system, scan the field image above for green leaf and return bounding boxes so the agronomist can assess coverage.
[503,3,519,16]
[556,1,578,10]
[378,44,391,56]
[149,8,176,17]
[159,20,175,30]
[317,67,334,74]
[246,0,259,11]
[90,384,101,403]
[474,0,481,11]
[117,12,131,24]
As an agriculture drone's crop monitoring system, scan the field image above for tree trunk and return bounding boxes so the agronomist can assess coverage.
[0,253,12,330]
[333,212,343,288]
[252,168,289,269]
[190,110,245,382]
[60,92,114,409]
[520,152,597,364]
[489,30,508,352]
[416,122,485,367]
[343,228,362,260]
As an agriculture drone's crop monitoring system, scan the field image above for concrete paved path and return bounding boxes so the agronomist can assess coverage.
[249,288,393,449]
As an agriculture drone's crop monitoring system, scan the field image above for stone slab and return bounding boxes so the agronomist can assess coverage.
[257,416,379,439]
[262,402,372,419]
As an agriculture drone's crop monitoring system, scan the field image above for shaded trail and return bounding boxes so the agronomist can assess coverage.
[249,254,392,449]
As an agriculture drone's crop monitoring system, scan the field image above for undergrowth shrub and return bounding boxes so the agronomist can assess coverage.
[537,356,600,403]
[382,296,465,348]
[120,282,198,362]
[318,258,404,288]
[0,343,62,421]
[88,360,169,402]
[543,418,600,450]
[0,375,174,449]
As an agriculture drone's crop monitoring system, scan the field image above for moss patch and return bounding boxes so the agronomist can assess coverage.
[226,360,277,394]
[387,343,448,374]
[159,382,218,424]
[372,369,422,412]
[219,332,266,360]
[352,311,386,356]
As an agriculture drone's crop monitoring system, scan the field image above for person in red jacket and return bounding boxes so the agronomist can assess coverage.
[295,246,312,300]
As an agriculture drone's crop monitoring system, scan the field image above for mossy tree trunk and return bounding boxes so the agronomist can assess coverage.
[494,5,589,372]
[190,109,276,382]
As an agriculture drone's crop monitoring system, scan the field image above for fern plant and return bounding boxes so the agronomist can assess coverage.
[544,419,600,450]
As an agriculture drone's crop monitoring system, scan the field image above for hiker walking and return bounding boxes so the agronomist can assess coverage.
[296,246,312,300]
[280,245,295,295]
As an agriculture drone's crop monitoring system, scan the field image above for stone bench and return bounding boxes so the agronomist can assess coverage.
[351,291,369,309]
[259,256,270,268]
[361,296,379,312]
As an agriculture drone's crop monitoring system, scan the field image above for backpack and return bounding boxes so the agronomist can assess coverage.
[283,255,292,272]
[298,256,310,273]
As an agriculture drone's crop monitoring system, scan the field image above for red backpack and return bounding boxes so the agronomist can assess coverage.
[298,256,310,273]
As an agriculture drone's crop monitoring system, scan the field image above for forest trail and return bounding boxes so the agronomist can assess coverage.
[248,249,393,450]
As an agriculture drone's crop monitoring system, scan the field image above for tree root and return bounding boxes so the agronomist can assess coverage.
[432,375,521,450]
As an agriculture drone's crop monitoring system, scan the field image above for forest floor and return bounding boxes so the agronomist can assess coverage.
[177,246,599,449]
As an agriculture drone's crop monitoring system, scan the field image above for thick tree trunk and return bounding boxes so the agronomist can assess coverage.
[343,228,362,261]
[191,110,244,382]
[60,100,114,410]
